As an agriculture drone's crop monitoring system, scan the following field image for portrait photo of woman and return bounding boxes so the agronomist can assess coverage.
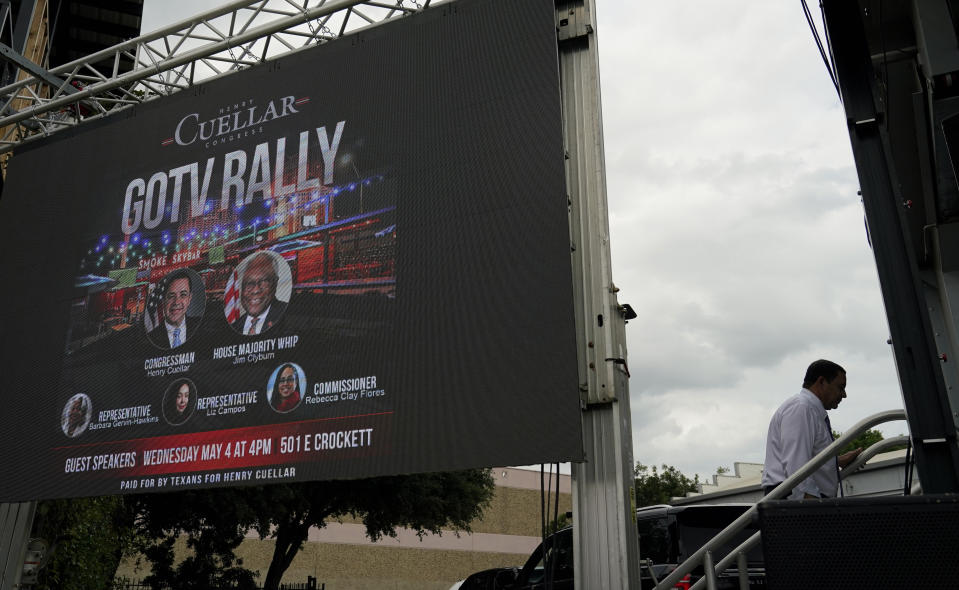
[61,393,92,438]
[268,362,305,413]
[163,378,197,425]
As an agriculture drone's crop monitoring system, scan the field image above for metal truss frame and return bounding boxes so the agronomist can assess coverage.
[0,0,431,154]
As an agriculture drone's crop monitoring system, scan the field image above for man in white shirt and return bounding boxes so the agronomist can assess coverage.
[761,359,863,499]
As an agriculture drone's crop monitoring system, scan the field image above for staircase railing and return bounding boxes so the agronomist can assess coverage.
[653,409,907,590]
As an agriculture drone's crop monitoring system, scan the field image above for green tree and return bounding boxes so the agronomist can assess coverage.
[634,463,700,507]
[133,487,260,590]
[31,495,138,590]
[832,427,907,454]
[134,469,496,590]
[546,512,571,535]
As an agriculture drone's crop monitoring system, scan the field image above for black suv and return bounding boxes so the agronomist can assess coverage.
[637,504,766,589]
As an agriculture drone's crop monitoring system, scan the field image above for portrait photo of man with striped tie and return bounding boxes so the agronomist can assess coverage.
[227,251,291,336]
[145,268,205,350]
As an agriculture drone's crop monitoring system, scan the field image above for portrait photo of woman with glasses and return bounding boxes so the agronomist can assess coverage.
[268,362,306,413]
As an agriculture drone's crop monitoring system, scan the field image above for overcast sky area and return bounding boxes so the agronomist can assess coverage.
[596,1,904,480]
[140,1,907,481]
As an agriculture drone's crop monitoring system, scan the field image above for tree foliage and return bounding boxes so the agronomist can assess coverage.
[833,428,907,455]
[546,512,571,536]
[132,487,261,590]
[133,469,495,590]
[31,495,138,590]
[634,463,700,508]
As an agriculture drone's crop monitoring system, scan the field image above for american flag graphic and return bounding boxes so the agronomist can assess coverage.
[224,268,241,324]
[145,274,172,332]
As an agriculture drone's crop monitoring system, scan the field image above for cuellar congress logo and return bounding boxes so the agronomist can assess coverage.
[123,92,346,235]
[163,95,311,149]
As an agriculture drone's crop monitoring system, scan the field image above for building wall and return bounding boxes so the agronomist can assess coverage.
[117,467,571,589]
[673,451,914,506]
[0,0,51,177]
[236,542,524,590]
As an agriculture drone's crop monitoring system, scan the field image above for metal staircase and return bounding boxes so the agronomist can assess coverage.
[653,409,909,590]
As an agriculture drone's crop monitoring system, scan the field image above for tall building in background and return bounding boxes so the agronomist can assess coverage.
[0,0,144,181]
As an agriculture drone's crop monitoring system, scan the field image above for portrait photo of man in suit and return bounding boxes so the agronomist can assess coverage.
[146,268,205,349]
[229,252,290,336]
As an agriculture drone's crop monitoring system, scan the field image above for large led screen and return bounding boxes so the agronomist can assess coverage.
[0,0,581,501]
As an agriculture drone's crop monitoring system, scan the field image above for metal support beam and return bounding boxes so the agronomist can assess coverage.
[0,41,76,93]
[0,0,423,154]
[11,0,37,54]
[0,501,35,590]
[823,0,959,492]
[558,0,641,587]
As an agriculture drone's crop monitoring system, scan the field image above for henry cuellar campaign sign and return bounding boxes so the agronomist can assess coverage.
[0,0,582,501]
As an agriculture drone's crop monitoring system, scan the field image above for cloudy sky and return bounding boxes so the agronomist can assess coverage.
[140,0,908,481]
[596,1,905,479]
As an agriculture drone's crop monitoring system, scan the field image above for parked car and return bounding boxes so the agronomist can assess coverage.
[458,567,521,590]
[451,528,573,590]
[637,504,766,589]
[461,503,765,589]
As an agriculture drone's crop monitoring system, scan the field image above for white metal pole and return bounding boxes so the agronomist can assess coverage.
[555,0,641,587]
[0,501,36,590]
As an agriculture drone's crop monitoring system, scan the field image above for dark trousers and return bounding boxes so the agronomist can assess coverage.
[763,484,831,498]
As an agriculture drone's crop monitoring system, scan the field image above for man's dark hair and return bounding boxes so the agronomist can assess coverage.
[164,268,193,293]
[803,359,845,388]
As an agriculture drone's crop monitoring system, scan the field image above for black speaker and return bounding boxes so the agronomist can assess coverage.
[758,495,959,589]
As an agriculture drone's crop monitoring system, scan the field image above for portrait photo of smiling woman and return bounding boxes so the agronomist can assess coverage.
[268,362,305,413]
[163,378,197,426]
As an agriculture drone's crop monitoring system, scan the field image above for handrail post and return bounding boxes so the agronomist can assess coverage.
[689,531,762,590]
[703,550,718,590]
[737,552,748,590]
[641,558,661,586]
